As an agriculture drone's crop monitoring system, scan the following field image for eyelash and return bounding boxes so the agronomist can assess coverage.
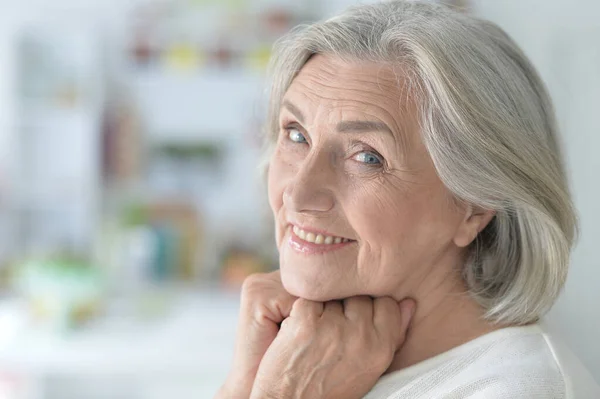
[281,123,386,169]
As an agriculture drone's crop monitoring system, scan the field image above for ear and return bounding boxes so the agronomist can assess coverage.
[453,204,496,248]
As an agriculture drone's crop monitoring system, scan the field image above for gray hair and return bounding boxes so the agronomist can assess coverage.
[263,0,578,325]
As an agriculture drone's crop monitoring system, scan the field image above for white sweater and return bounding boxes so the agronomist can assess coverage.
[364,324,600,398]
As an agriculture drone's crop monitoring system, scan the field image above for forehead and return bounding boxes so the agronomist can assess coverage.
[282,55,422,156]
[284,55,407,113]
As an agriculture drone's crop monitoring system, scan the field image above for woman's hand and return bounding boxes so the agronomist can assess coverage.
[216,271,297,399]
[249,296,416,399]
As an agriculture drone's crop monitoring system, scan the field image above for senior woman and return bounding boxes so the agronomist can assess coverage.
[216,1,600,398]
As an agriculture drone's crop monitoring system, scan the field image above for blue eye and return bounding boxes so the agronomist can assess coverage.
[287,128,307,144]
[355,152,382,165]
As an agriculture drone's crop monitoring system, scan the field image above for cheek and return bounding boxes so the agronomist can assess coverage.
[352,193,417,250]
[267,150,297,246]
[267,151,287,211]
[351,182,458,264]
[267,163,281,214]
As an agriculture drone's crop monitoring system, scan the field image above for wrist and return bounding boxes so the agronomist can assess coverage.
[249,379,294,399]
[249,388,286,399]
[215,374,253,399]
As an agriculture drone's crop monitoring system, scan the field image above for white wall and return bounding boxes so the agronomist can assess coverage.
[0,4,26,264]
[474,0,600,381]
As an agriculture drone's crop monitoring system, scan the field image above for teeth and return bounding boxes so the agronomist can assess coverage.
[292,226,349,245]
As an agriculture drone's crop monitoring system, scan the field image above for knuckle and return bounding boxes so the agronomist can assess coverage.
[291,318,316,341]
[292,298,312,313]
[345,296,358,305]
[373,348,394,369]
[280,317,292,329]
[250,302,273,322]
[357,295,373,303]
[241,273,267,294]
[346,295,370,307]
[355,336,393,371]
[240,273,274,314]
[374,296,396,309]
[374,298,402,325]
[329,319,345,338]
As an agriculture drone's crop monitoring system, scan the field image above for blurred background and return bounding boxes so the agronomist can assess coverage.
[0,0,597,398]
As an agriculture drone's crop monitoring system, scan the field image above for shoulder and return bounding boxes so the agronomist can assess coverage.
[446,326,600,398]
[366,325,594,399]
[437,326,569,398]
[539,324,600,399]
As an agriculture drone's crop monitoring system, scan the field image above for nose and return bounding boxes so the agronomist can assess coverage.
[283,150,335,214]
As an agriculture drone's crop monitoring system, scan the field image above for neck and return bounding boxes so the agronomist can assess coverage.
[385,258,503,373]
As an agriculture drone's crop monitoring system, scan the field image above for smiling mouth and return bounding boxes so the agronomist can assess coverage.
[292,225,351,245]
[287,225,356,254]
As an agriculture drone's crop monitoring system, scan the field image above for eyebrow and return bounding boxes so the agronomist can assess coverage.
[336,120,394,136]
[282,99,393,137]
[281,100,305,124]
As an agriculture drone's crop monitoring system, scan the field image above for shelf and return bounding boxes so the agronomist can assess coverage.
[130,68,267,143]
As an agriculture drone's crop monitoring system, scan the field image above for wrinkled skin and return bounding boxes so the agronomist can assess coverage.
[269,55,485,302]
[217,272,297,399]
[216,271,414,399]
[216,55,495,399]
[250,295,415,399]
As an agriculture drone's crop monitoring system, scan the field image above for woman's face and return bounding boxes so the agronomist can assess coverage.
[268,55,471,301]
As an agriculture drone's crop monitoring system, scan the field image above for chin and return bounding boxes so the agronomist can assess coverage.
[280,264,345,301]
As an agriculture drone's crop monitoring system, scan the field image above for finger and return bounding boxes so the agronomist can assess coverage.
[343,296,373,322]
[241,271,297,325]
[373,297,416,350]
[279,316,293,331]
[269,271,298,320]
[398,298,416,332]
[322,300,344,318]
[290,298,324,320]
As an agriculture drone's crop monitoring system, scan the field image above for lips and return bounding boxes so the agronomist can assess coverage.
[292,225,351,245]
[287,224,355,254]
